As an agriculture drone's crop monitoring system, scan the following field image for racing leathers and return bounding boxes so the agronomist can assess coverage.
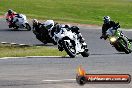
[33,22,42,34]
[33,22,47,43]
[5,12,17,28]
[101,21,118,39]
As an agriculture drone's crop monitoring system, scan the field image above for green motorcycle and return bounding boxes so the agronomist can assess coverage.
[106,27,132,54]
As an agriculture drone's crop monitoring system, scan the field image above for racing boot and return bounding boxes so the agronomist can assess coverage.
[8,21,13,28]
[52,40,57,45]
[58,45,63,51]
[8,24,12,28]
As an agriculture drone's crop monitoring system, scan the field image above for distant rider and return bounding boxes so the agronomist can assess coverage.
[100,16,119,39]
[100,16,132,51]
[5,9,17,28]
[100,16,132,41]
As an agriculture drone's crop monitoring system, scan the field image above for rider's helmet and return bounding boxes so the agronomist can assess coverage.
[44,20,54,30]
[8,9,13,15]
[71,26,79,34]
[103,16,110,24]
[32,19,39,25]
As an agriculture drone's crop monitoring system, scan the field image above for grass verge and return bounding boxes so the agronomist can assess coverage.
[0,0,132,28]
[0,44,66,58]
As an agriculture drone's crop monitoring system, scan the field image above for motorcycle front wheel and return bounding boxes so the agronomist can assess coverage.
[118,37,130,54]
[63,40,76,58]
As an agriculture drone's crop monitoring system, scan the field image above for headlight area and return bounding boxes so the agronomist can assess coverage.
[110,37,117,43]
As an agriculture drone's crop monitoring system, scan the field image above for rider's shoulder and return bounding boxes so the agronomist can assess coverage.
[110,21,116,24]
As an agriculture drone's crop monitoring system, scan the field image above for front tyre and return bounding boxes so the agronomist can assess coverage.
[25,23,31,31]
[118,37,130,54]
[119,43,130,54]
[63,40,76,58]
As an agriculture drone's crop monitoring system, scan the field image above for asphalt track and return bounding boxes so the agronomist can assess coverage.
[0,18,132,88]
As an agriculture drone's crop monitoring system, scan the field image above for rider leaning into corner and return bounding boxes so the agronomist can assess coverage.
[32,19,51,44]
[5,9,18,28]
[100,16,132,41]
[43,20,85,44]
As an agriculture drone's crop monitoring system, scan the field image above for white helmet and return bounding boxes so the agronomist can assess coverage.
[8,9,13,14]
[103,16,110,23]
[44,20,54,30]
[32,19,39,24]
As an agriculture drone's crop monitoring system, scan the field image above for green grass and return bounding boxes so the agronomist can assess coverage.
[0,0,132,28]
[0,44,66,57]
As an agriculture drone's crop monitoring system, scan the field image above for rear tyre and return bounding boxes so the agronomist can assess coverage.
[25,23,31,31]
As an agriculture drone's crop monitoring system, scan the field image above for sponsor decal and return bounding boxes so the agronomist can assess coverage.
[76,66,131,85]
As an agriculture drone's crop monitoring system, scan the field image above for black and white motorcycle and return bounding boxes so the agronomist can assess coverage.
[53,27,89,58]
[11,14,31,31]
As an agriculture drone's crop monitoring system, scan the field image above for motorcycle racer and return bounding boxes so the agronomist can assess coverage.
[43,20,85,43]
[100,16,132,42]
[5,9,17,28]
[32,19,49,44]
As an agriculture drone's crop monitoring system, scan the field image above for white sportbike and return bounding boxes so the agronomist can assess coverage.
[12,14,31,31]
[53,28,89,58]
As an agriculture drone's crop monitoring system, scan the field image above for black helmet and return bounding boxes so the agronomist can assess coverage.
[103,16,110,23]
[71,26,79,33]
[8,9,13,14]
